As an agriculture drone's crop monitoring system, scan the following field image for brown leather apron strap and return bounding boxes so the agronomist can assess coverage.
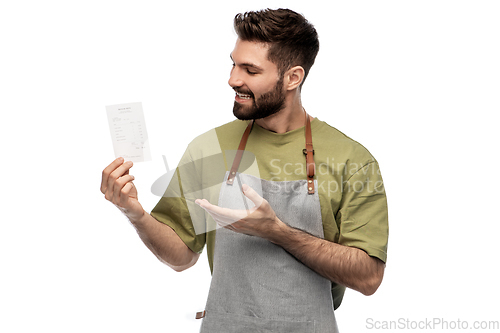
[226,120,254,185]
[303,113,316,194]
[226,113,316,194]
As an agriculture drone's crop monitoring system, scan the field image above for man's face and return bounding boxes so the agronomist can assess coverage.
[229,39,286,120]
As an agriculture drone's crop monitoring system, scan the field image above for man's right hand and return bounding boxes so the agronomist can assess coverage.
[101,157,145,222]
[100,157,200,271]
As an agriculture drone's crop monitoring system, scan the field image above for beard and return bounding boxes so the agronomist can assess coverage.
[233,76,286,120]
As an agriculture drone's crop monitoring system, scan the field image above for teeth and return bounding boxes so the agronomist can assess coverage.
[236,92,252,99]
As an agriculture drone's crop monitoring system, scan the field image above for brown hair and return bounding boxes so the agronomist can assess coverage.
[234,8,319,87]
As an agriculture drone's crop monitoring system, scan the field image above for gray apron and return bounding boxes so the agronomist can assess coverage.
[199,116,339,333]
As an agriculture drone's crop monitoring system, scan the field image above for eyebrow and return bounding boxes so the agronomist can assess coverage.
[230,54,264,71]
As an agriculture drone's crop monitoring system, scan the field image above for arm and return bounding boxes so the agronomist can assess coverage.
[101,157,199,272]
[196,184,384,295]
[269,220,385,296]
[129,211,200,272]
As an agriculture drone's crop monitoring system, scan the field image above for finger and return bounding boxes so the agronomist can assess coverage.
[196,199,247,216]
[113,174,135,204]
[196,199,238,219]
[196,199,246,225]
[223,223,237,231]
[195,199,232,220]
[119,182,135,208]
[105,161,134,200]
[103,159,128,197]
[101,157,124,193]
[241,184,263,208]
[216,219,233,228]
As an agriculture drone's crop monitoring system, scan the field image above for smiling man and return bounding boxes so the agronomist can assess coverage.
[230,40,287,120]
[101,8,388,333]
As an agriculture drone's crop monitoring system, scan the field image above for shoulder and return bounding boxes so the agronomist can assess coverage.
[312,119,375,160]
[312,118,377,167]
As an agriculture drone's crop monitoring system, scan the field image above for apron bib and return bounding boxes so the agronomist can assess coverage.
[199,115,339,333]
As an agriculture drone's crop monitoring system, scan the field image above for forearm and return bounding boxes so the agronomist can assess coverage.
[129,211,199,272]
[269,221,384,296]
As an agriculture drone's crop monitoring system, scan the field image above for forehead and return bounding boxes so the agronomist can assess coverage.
[230,39,278,72]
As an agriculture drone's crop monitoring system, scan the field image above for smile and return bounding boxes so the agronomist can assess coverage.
[236,92,252,100]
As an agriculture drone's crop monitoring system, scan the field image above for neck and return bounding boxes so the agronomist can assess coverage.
[255,94,312,133]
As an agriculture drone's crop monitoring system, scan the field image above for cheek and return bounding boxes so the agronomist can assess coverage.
[251,79,277,97]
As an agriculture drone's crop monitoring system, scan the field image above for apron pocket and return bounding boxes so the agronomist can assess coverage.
[200,311,315,333]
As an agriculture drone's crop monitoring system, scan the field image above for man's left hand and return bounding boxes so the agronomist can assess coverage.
[195,184,283,240]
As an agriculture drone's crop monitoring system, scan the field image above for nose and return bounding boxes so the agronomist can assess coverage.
[228,66,243,88]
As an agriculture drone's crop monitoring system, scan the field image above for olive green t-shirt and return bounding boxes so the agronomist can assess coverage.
[151,118,389,309]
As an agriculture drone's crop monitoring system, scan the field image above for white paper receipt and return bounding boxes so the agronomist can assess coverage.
[106,102,152,162]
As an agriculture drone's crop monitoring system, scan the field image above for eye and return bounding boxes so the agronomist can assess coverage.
[246,69,257,75]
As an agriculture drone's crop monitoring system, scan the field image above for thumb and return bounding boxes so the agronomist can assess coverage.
[241,184,263,207]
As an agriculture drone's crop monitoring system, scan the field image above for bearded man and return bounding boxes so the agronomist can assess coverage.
[101,8,389,332]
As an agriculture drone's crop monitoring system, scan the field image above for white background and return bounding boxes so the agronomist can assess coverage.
[1,0,499,332]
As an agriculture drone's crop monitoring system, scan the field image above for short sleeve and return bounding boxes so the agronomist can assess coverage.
[337,161,389,262]
[150,148,207,254]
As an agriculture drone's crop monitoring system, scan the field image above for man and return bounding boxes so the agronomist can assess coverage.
[101,8,388,332]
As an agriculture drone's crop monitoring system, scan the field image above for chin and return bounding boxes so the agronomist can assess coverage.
[233,102,254,120]
[233,99,286,121]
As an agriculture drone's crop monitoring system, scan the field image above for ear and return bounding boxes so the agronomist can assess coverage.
[284,66,305,91]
